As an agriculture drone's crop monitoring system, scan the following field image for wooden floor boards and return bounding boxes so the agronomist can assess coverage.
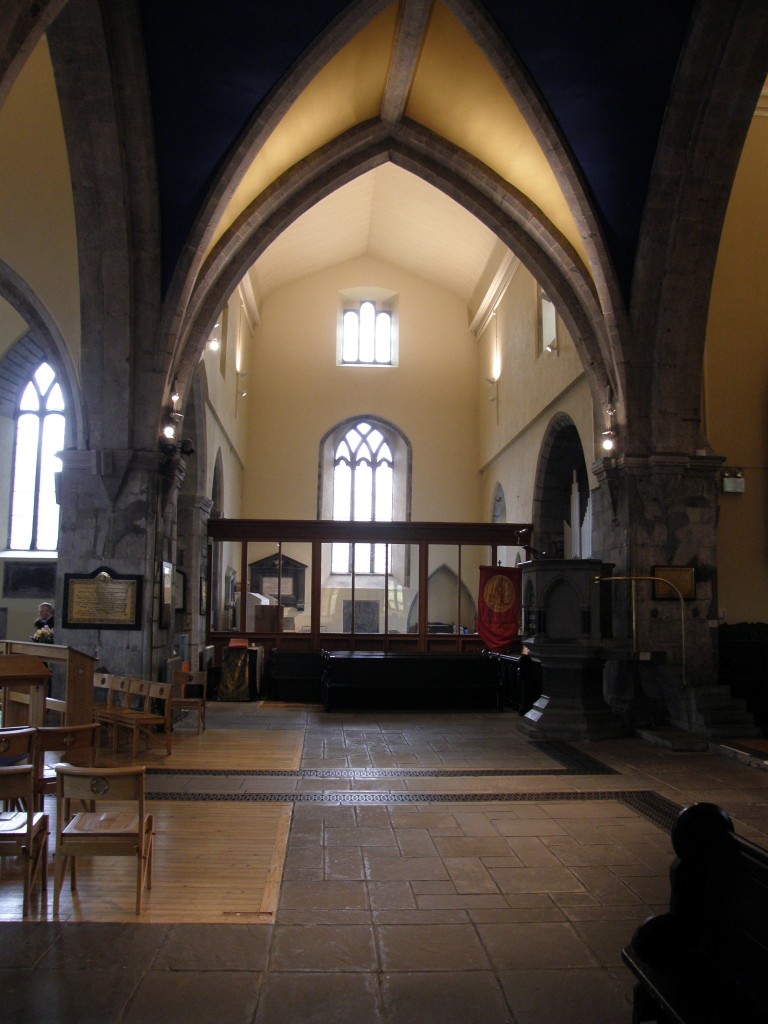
[0,720,302,923]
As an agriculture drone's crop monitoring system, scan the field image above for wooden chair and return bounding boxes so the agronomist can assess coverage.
[92,674,131,746]
[115,682,173,758]
[0,763,49,916]
[0,727,36,810]
[52,764,153,915]
[32,723,100,811]
[0,726,36,765]
[171,670,207,734]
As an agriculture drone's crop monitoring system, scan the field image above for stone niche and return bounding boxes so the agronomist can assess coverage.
[519,559,629,740]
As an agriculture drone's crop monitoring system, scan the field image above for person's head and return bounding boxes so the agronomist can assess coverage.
[38,602,54,622]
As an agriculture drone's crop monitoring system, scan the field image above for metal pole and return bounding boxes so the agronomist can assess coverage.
[595,574,686,689]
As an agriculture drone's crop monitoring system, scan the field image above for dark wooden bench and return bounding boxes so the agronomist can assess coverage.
[267,649,323,702]
[321,650,501,711]
[622,802,768,1024]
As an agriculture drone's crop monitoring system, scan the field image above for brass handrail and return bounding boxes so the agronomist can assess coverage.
[594,574,686,689]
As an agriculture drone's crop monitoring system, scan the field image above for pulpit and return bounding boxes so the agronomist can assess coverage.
[0,654,52,726]
[518,559,629,740]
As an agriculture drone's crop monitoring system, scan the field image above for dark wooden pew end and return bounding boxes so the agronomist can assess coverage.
[622,801,768,1024]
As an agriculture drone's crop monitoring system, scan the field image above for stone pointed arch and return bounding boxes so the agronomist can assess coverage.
[174,122,617,460]
[0,0,66,107]
[159,0,393,344]
[632,0,768,456]
[47,0,162,453]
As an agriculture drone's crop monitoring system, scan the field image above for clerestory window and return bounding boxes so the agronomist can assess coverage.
[340,300,395,365]
[9,362,64,551]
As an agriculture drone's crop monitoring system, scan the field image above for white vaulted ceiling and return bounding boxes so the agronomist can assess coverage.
[246,162,501,309]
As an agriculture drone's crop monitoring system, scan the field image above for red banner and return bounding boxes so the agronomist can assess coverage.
[477,565,521,652]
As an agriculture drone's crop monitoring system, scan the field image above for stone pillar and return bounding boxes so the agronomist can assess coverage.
[54,448,179,680]
[591,452,758,737]
[176,493,214,670]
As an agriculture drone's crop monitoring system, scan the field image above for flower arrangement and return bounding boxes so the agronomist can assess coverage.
[31,626,54,644]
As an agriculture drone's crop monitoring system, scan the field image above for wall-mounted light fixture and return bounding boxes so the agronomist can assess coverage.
[722,467,745,493]
[601,430,616,452]
[237,369,250,399]
[545,339,558,354]
[207,320,221,352]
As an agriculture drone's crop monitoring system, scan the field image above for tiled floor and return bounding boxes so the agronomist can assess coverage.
[4,702,768,1023]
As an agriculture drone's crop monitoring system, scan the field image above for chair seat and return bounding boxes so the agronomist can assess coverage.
[0,809,46,835]
[64,810,140,836]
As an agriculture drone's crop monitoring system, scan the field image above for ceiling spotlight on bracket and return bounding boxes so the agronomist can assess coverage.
[601,430,616,452]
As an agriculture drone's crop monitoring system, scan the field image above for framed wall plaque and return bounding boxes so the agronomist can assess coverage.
[652,566,696,600]
[63,566,142,629]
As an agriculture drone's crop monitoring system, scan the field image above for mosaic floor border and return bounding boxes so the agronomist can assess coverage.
[147,788,681,832]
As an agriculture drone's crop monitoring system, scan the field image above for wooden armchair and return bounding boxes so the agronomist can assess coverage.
[171,670,208,734]
[52,764,153,915]
[0,763,49,915]
[32,723,100,811]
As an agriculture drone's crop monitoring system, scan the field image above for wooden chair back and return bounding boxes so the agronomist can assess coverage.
[0,763,49,915]
[126,678,152,712]
[171,670,207,733]
[32,723,100,810]
[0,726,36,764]
[53,763,153,915]
[115,681,174,758]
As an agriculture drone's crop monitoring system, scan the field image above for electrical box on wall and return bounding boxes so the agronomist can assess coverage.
[722,468,745,493]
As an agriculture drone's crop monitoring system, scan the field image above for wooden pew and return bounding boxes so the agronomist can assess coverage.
[622,802,768,1023]
[321,650,502,711]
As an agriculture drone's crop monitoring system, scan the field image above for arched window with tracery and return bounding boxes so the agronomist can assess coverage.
[332,421,393,573]
[9,362,65,551]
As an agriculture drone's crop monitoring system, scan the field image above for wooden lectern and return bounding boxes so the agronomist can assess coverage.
[0,654,52,727]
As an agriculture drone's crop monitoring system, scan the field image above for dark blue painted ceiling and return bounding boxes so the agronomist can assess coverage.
[138,0,695,303]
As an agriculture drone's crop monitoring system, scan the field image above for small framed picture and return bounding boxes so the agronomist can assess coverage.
[652,566,696,600]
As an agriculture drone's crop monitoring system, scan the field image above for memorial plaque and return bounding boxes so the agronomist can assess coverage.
[63,567,143,629]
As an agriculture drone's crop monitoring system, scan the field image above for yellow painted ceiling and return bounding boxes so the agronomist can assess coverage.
[210,1,586,313]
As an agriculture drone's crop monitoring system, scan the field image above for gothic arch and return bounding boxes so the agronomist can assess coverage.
[175,124,615,448]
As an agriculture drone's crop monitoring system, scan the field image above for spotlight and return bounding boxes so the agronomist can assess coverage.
[601,430,616,452]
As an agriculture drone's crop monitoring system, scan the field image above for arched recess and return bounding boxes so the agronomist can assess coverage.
[406,564,477,634]
[174,124,617,454]
[532,415,590,560]
[0,258,85,447]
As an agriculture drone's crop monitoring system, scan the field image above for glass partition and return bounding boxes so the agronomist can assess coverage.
[388,543,418,635]
[459,545,487,635]
[245,540,312,634]
[210,538,241,632]
[427,544,460,634]
[321,542,347,634]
